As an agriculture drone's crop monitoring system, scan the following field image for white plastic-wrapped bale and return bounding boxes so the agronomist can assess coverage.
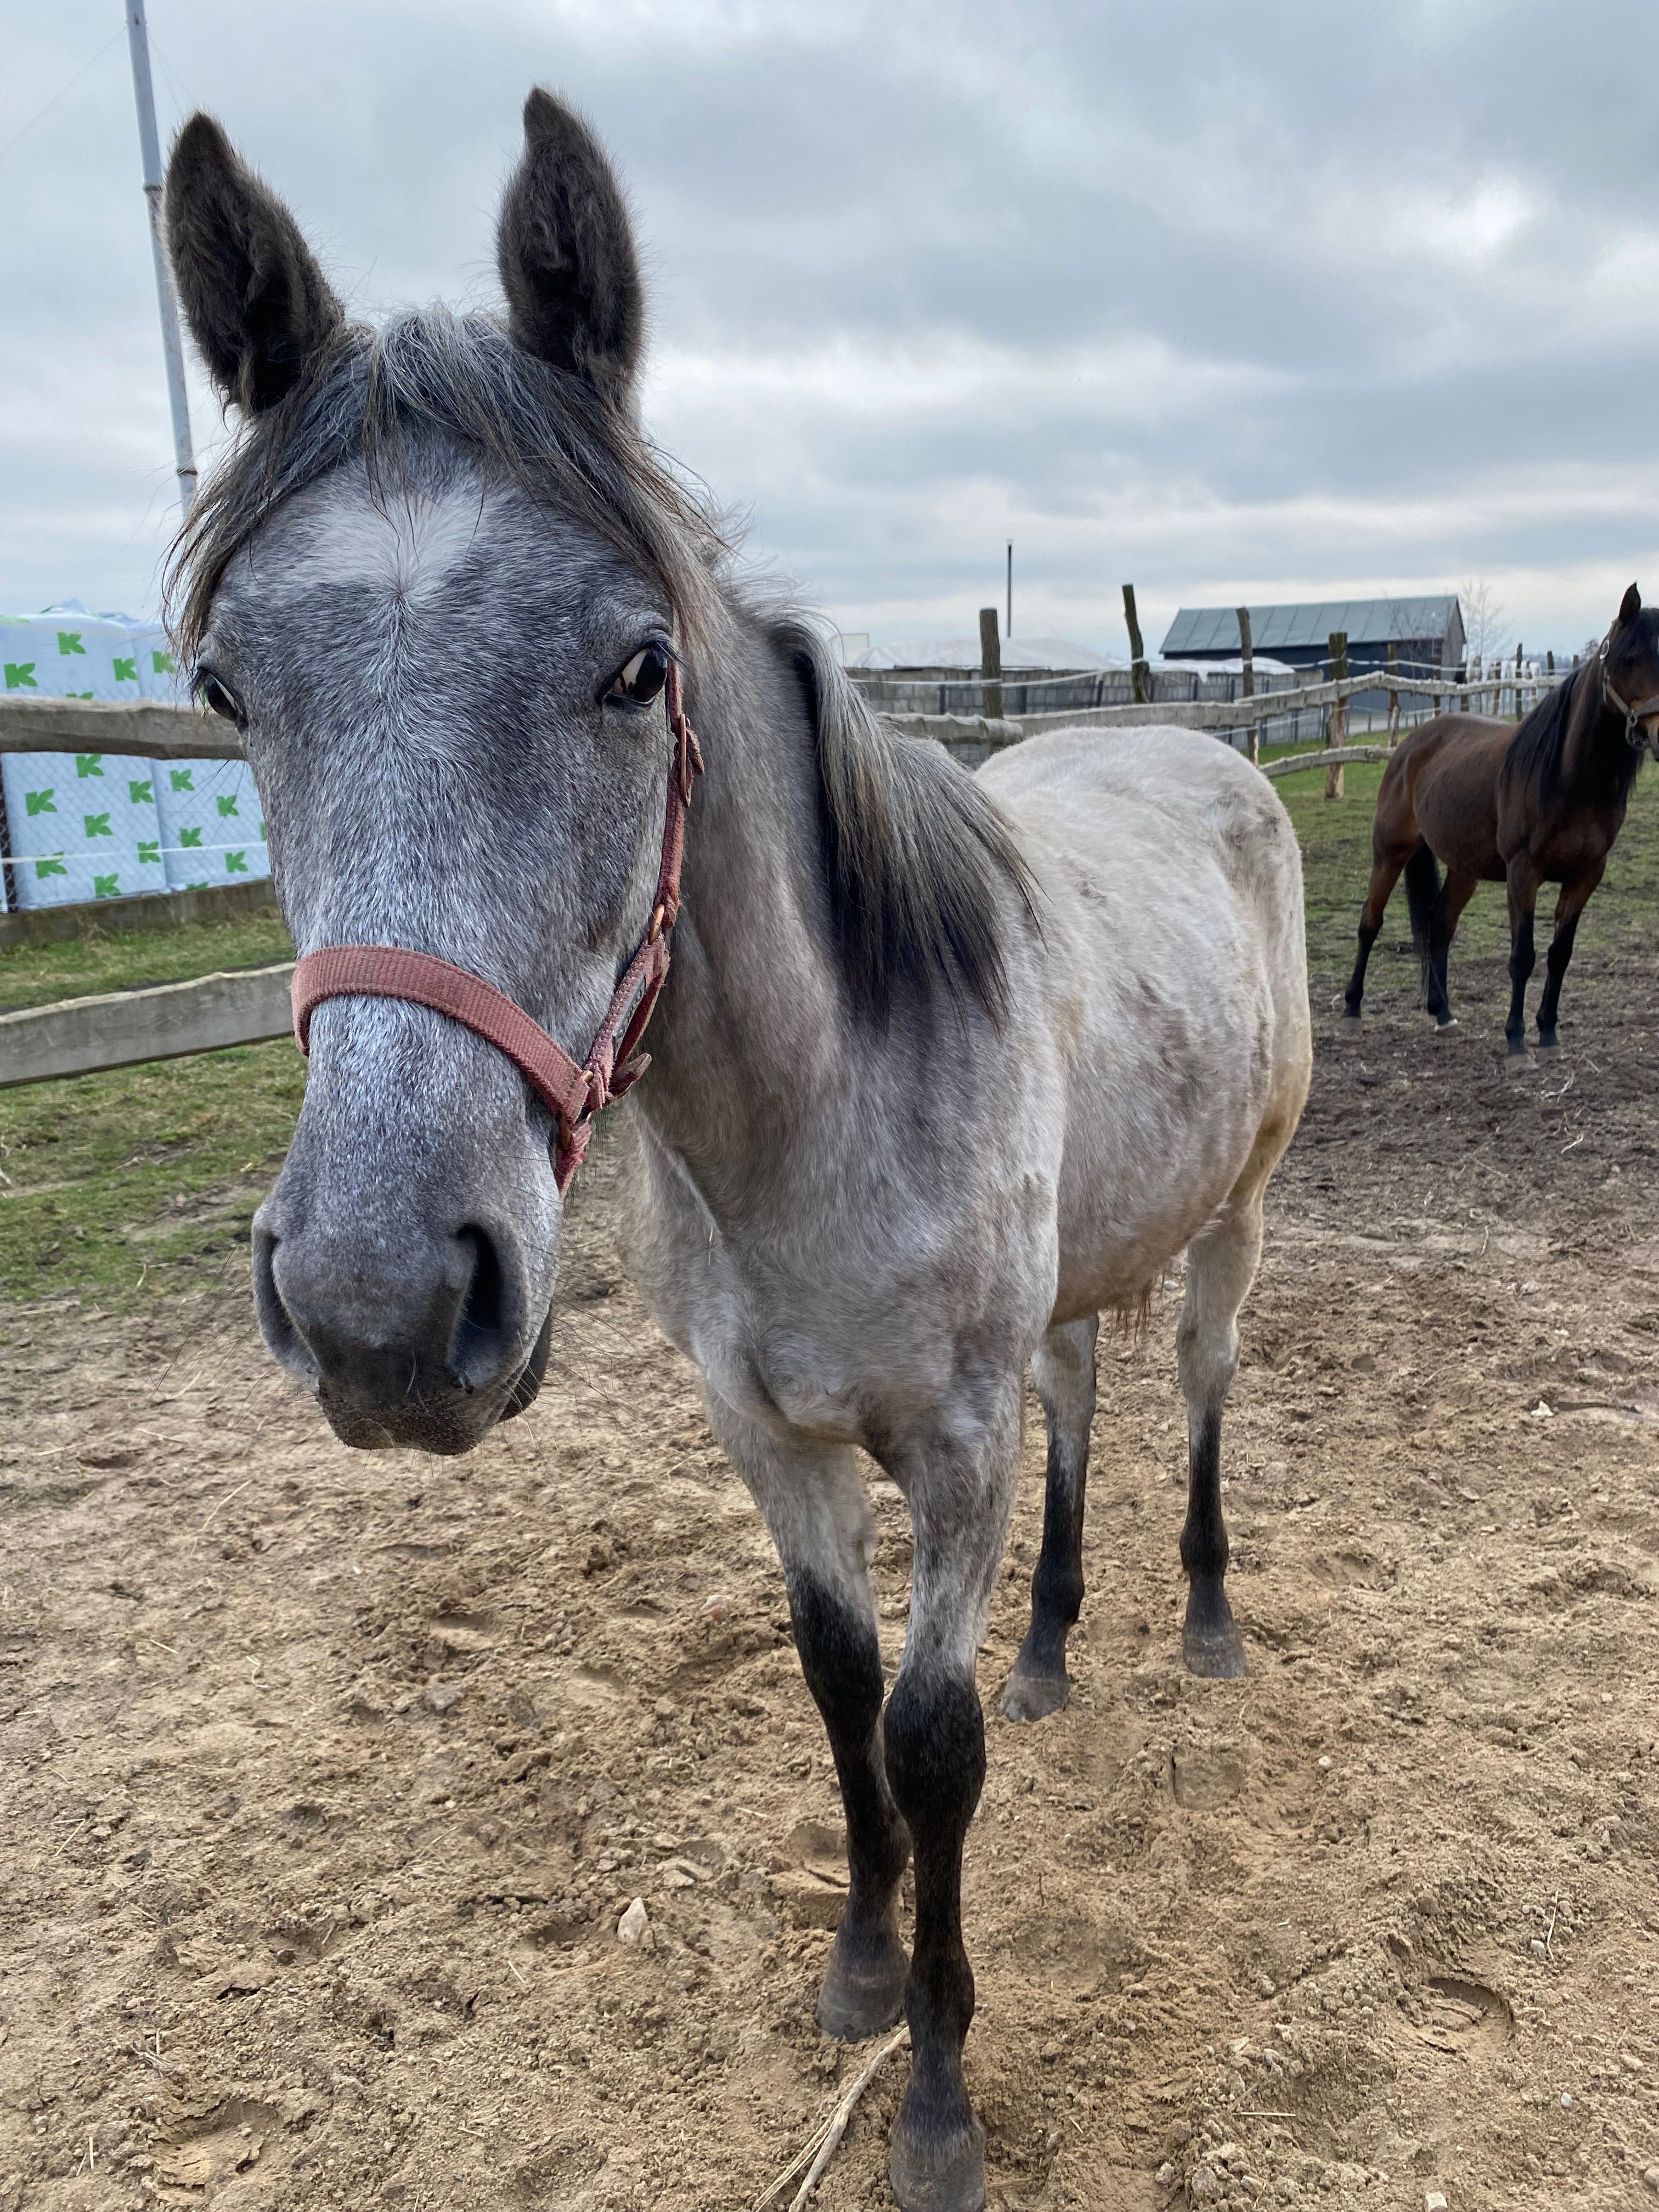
[0,607,166,912]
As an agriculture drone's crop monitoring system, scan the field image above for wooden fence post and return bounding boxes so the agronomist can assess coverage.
[1386,640,1400,747]
[978,606,1003,723]
[1325,631,1347,799]
[1122,584,1149,704]
[1237,606,1256,762]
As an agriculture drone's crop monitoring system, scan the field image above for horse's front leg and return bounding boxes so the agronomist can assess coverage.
[1504,856,1543,1059]
[705,1398,910,2040]
[882,1375,1022,2212]
[1536,864,1604,1048]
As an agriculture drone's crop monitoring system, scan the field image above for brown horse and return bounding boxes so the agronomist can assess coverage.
[1344,584,1659,1056]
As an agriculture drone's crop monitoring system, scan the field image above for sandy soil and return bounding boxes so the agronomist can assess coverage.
[3,941,1658,2212]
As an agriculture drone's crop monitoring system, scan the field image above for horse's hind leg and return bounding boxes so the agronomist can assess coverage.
[999,1313,1099,1722]
[1430,869,1481,1029]
[706,1399,910,2041]
[1176,1178,1272,1679]
[1343,851,1408,1020]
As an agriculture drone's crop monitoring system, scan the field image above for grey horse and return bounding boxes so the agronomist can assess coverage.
[163,91,1312,2212]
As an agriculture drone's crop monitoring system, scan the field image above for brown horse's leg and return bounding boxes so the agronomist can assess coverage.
[1342,850,1408,1019]
[1504,857,1544,1058]
[1429,870,1481,1029]
[1536,862,1605,1047]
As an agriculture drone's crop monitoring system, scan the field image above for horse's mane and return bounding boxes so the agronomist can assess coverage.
[166,306,725,662]
[770,616,1036,1027]
[1503,657,1641,811]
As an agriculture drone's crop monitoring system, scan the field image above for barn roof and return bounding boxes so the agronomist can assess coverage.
[1161,595,1460,657]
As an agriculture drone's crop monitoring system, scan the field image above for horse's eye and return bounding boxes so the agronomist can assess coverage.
[607,644,670,706]
[195,673,244,724]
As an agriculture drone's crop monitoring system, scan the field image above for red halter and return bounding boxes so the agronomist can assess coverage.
[290,660,704,1194]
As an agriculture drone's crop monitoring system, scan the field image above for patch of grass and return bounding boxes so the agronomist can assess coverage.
[0,1041,304,1309]
[0,910,293,1014]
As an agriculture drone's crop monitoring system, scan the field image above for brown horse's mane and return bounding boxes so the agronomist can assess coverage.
[1502,656,1641,814]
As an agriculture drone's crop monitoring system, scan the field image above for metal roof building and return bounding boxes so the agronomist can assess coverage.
[1161,595,1464,681]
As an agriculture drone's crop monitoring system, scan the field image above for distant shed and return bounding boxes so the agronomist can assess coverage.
[1160,595,1465,685]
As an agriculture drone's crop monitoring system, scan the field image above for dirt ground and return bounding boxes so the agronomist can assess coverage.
[3,935,1659,2212]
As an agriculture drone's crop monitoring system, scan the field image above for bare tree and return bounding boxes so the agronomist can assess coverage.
[1459,577,1509,665]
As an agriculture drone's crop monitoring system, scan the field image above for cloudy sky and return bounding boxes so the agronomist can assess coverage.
[2,0,1655,660]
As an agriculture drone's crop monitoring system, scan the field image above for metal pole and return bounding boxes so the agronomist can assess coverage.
[126,0,196,517]
[1005,543,1012,639]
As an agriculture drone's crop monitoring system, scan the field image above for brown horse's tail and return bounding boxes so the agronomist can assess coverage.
[1403,843,1442,1004]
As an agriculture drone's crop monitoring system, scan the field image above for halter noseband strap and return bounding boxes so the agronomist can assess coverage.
[289,659,703,1195]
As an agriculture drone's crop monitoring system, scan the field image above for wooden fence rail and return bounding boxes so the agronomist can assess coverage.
[0,670,1536,1090]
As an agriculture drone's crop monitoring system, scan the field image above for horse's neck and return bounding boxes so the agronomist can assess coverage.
[635,623,848,1178]
[1564,670,1627,793]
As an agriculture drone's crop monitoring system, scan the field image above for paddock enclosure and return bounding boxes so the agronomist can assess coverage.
[3,761,1659,2212]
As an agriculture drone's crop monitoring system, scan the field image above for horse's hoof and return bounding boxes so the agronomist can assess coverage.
[1536,1028,1559,1050]
[817,1926,908,2042]
[997,1663,1069,1723]
[1183,1620,1249,1679]
[1434,1015,1459,1032]
[1505,1049,1536,1077]
[889,2111,986,2212]
[1339,1009,1363,1028]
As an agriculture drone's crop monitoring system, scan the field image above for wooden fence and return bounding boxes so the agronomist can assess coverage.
[0,669,1540,1088]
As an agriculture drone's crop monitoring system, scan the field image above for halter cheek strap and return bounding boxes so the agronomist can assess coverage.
[289,659,703,1194]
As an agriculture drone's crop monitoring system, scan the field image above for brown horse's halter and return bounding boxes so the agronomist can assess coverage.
[1592,619,1659,751]
[290,659,704,1194]
[1602,659,1659,749]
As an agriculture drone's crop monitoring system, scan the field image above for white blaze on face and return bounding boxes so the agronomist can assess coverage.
[266,479,489,608]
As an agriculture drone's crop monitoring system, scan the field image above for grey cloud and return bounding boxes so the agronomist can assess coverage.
[0,0,1655,654]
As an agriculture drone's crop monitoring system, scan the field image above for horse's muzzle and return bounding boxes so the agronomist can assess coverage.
[252,1201,549,1453]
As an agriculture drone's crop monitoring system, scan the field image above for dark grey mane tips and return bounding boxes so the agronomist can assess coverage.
[777,620,1037,1027]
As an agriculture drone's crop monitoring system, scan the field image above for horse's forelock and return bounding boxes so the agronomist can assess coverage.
[166,306,724,665]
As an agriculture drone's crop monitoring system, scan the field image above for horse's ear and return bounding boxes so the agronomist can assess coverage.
[496,89,644,411]
[1618,582,1643,627]
[165,114,343,414]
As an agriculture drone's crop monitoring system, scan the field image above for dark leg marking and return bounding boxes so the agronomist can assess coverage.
[884,1664,987,2212]
[1343,919,1381,1020]
[1506,907,1537,1056]
[1535,868,1600,1046]
[1000,1316,1098,1723]
[1180,1402,1244,1678]
[788,1572,911,2041]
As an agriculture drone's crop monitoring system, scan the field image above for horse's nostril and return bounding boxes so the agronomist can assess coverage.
[252,1221,313,1377]
[450,1226,511,1392]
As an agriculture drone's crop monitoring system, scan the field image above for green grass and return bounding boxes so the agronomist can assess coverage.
[1,910,299,1308]
[4,753,1658,1313]
[0,911,293,1014]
